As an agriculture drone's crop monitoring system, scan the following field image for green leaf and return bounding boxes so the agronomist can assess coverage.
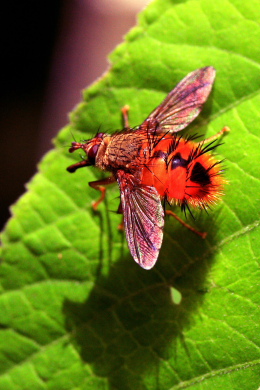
[1,0,260,389]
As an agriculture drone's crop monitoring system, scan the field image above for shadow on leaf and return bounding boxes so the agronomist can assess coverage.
[63,212,220,389]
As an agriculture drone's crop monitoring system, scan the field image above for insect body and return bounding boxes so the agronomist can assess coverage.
[67,67,227,269]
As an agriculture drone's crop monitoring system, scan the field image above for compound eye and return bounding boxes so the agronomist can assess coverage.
[87,144,99,163]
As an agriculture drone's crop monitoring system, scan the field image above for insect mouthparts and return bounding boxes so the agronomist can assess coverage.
[68,142,84,153]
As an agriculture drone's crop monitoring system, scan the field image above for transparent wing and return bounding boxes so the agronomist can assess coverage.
[143,66,216,133]
[117,171,164,269]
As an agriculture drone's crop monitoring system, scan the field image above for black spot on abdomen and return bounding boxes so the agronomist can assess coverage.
[171,153,189,169]
[190,162,211,185]
[153,150,167,159]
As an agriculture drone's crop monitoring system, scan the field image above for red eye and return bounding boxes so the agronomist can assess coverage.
[87,144,99,163]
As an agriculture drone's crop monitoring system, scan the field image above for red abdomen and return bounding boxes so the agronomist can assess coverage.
[139,134,224,209]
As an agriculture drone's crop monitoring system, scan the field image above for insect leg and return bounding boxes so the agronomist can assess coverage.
[201,126,230,144]
[116,202,125,231]
[117,218,124,231]
[67,159,92,172]
[89,176,116,210]
[121,105,130,128]
[166,210,207,239]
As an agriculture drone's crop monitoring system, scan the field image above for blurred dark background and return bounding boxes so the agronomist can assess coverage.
[1,0,147,230]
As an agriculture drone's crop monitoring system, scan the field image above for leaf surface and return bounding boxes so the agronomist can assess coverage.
[1,0,260,389]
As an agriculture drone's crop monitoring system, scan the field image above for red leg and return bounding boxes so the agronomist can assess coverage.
[166,210,207,239]
[89,176,116,210]
[67,159,91,173]
[116,202,124,230]
[121,105,130,128]
[201,126,230,145]
[118,218,124,231]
